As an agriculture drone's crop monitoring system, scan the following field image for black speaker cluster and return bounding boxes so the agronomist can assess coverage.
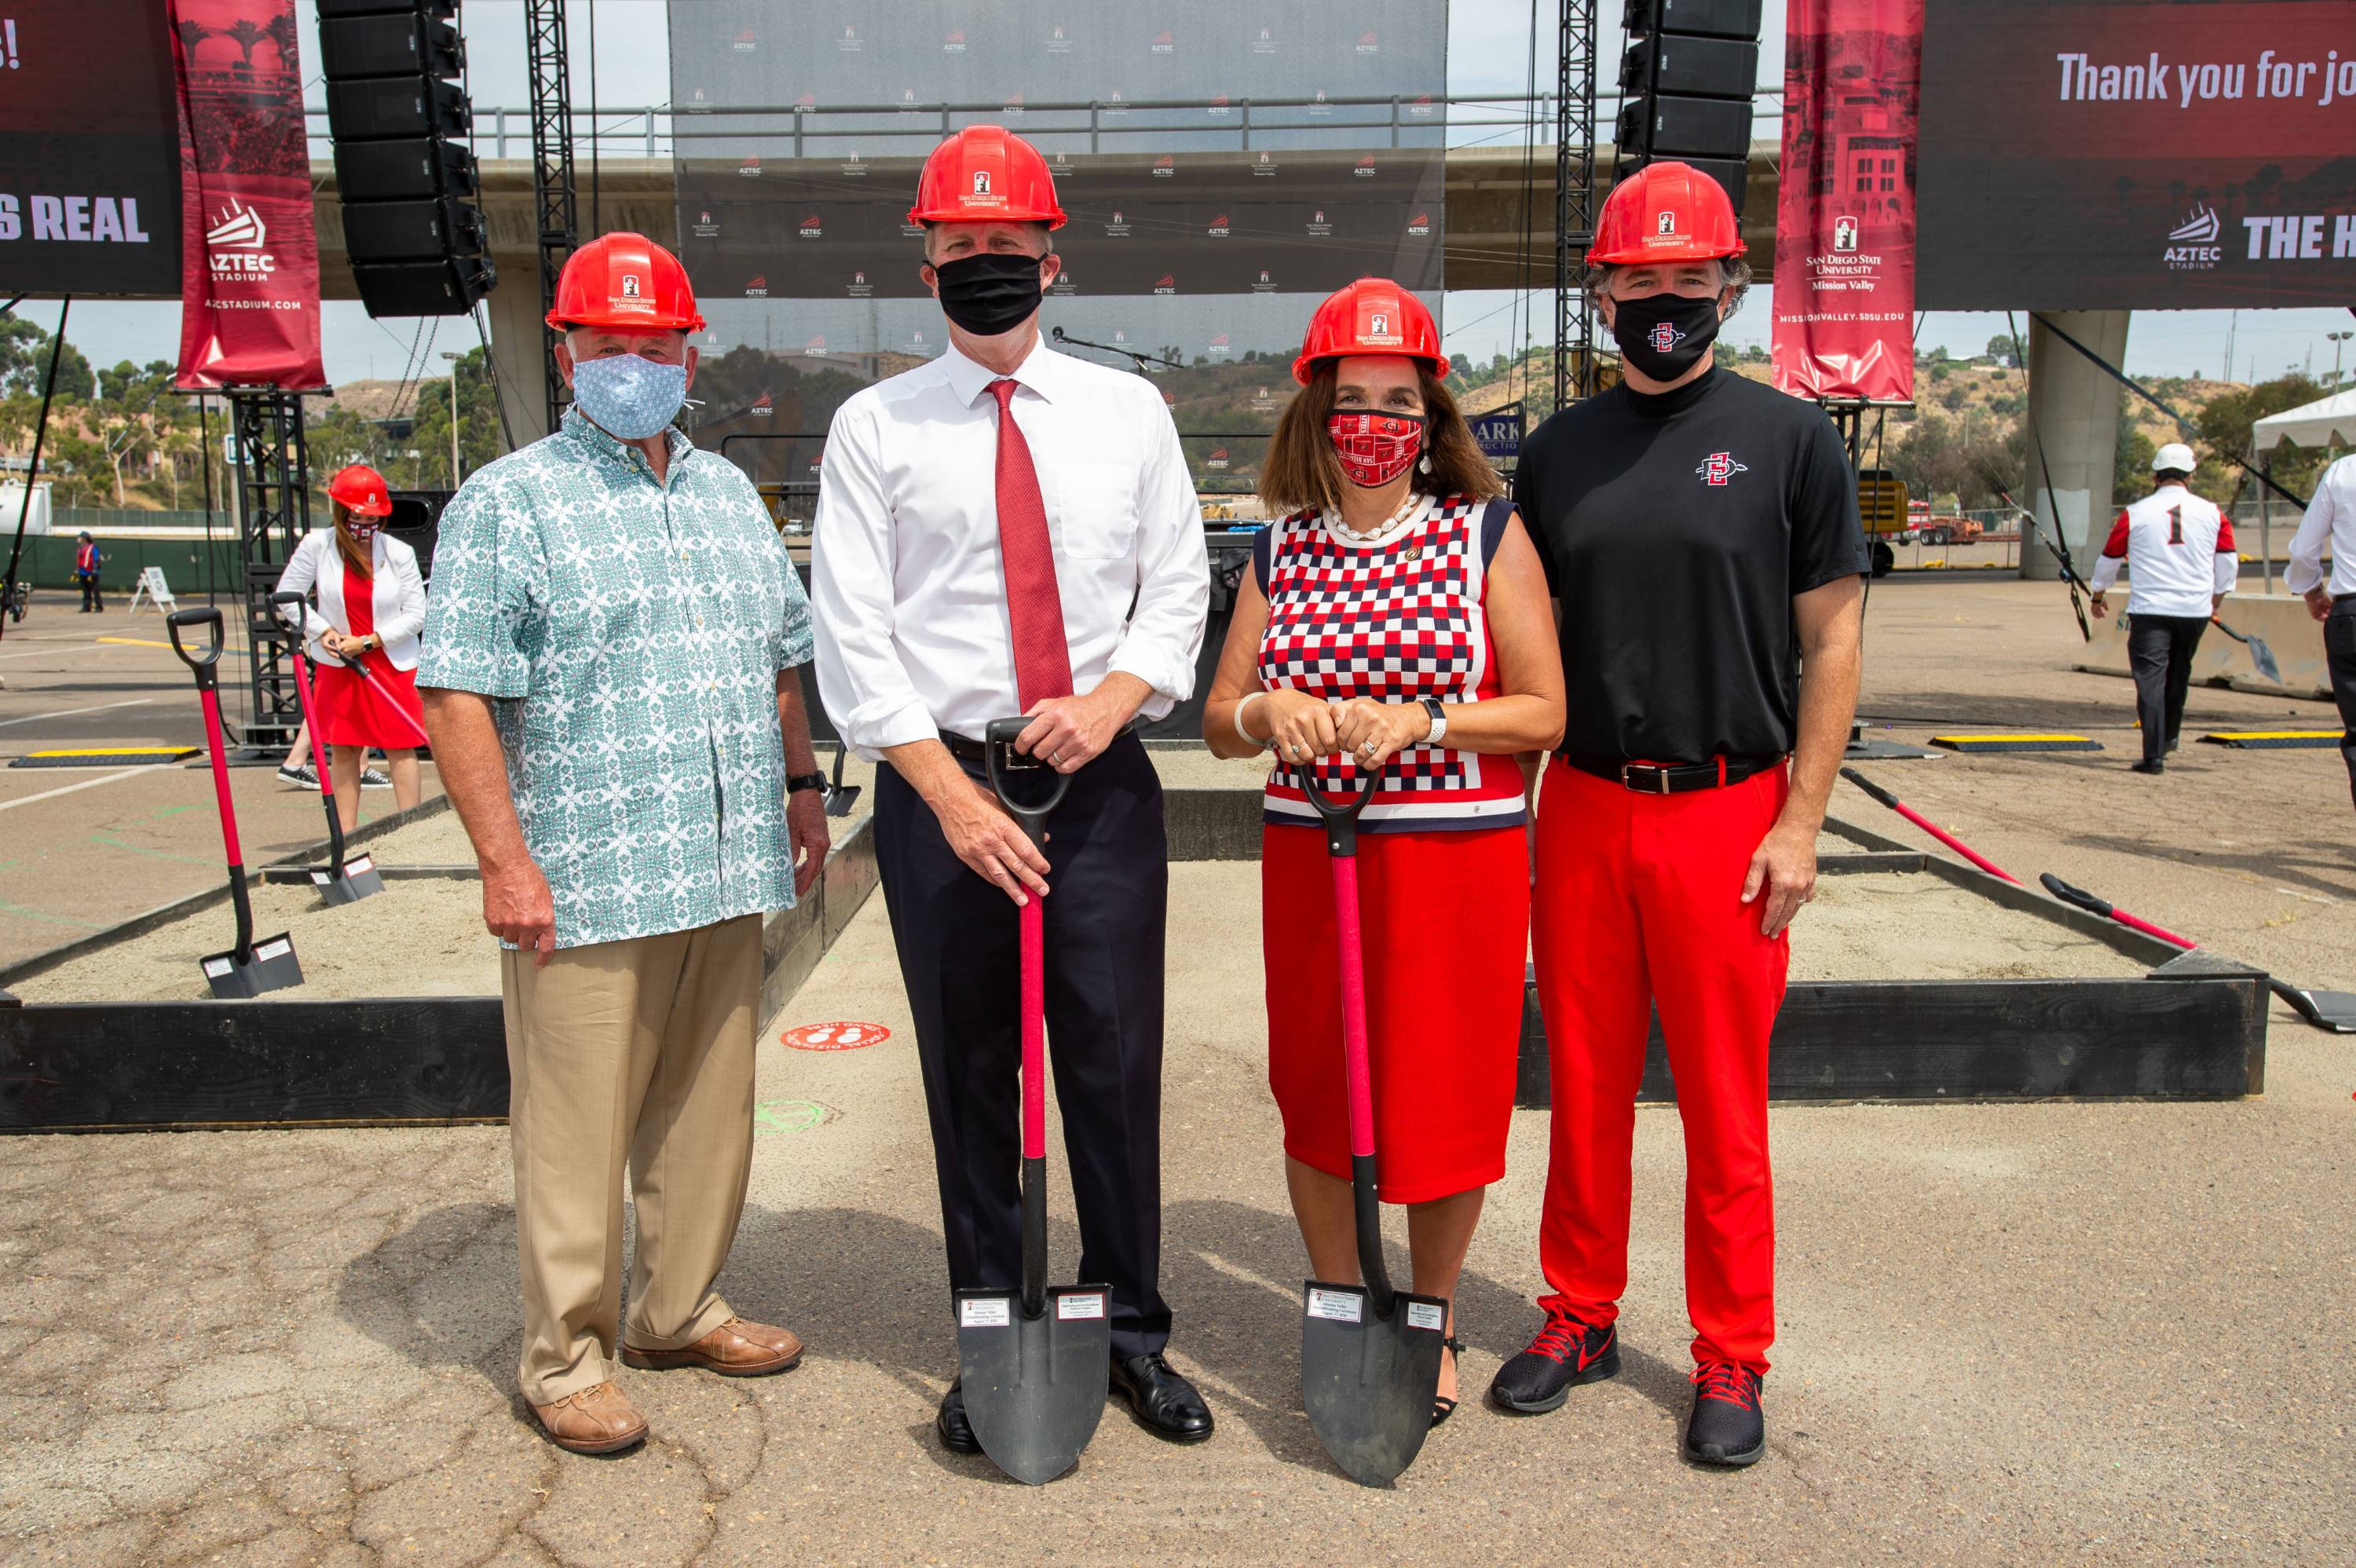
[320,0,496,317]
[1617,0,1762,217]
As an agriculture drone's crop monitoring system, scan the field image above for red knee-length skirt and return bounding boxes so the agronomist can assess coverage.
[1263,822,1530,1204]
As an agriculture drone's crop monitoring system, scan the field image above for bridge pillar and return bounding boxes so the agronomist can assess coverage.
[2021,310,2131,582]
[485,268,559,448]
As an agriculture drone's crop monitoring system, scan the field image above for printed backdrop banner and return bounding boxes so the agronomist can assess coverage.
[1917,0,2356,309]
[666,0,1447,495]
[0,0,181,295]
[1770,0,1921,404]
[170,0,322,390]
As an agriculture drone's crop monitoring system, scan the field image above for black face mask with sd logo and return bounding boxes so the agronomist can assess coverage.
[1609,291,1723,382]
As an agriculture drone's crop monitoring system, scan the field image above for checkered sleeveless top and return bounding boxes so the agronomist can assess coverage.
[1253,493,1526,834]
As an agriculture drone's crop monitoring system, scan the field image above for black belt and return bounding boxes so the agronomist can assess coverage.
[1566,755,1780,795]
[938,722,1141,767]
[2334,594,2356,608]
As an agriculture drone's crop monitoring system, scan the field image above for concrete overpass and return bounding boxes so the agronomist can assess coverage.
[306,141,2120,578]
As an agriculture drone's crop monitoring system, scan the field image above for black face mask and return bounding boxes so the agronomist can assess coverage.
[933,251,1047,337]
[1610,291,1723,382]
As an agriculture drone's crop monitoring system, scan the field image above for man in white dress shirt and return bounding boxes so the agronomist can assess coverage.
[809,125,1213,1453]
[2287,449,2356,809]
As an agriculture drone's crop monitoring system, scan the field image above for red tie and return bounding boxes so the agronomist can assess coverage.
[988,378,1074,709]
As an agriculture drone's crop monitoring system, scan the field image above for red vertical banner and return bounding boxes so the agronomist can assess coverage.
[170,0,322,391]
[1770,0,1922,404]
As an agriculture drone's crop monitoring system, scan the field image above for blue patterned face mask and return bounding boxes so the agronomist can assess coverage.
[569,352,688,440]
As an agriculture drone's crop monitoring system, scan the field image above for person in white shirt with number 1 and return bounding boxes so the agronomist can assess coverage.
[2089,442,2237,775]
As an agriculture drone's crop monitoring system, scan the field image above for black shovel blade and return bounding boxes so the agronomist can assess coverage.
[309,853,385,905]
[824,784,863,819]
[199,931,304,998]
[956,1285,1112,1485]
[2275,981,2356,1033]
[1301,1280,1447,1486]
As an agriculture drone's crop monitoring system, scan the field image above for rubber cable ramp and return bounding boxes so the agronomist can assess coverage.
[9,747,199,767]
[1928,734,2105,753]
[2196,730,2347,749]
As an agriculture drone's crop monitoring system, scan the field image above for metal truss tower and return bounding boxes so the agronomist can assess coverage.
[1553,0,1599,408]
[226,391,313,751]
[525,0,580,435]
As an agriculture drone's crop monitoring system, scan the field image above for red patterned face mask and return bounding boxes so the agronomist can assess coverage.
[1325,410,1427,488]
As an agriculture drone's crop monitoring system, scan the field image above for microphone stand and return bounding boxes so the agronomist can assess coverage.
[1050,326,1181,376]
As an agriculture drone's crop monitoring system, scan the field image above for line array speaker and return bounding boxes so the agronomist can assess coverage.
[1616,0,1762,217]
[323,1,493,317]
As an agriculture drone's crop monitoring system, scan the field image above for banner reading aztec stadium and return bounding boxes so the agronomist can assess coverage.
[667,0,1447,492]
[1916,0,2356,309]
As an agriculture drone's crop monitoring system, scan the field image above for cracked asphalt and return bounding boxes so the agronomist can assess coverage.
[2,577,2354,1564]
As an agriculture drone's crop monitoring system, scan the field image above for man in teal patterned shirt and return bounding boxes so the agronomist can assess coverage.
[419,235,829,1457]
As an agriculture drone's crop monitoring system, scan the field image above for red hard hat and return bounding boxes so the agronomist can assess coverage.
[1290,279,1446,386]
[545,232,706,333]
[907,124,1067,228]
[327,464,393,517]
[1590,161,1745,265]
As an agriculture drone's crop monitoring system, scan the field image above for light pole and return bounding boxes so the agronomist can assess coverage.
[439,351,463,486]
[2330,331,2352,389]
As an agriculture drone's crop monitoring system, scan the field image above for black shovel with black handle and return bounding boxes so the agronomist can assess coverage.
[953,717,1113,1486]
[1299,764,1448,1486]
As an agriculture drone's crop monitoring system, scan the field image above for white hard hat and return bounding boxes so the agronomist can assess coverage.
[2153,441,2197,474]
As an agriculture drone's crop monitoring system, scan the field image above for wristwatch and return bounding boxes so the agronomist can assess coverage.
[787,772,829,795]
[1420,697,1447,746]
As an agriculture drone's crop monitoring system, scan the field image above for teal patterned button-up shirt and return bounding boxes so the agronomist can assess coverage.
[418,408,814,948]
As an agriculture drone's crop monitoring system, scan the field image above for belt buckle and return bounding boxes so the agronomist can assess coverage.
[1620,762,1670,795]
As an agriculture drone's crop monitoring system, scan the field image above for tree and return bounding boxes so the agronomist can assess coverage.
[1986,332,2021,368]
[1449,353,1472,378]
[2114,424,2157,499]
[2194,373,2328,503]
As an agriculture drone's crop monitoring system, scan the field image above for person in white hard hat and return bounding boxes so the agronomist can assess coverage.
[2089,442,2238,774]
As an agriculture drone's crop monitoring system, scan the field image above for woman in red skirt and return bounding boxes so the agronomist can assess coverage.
[1202,280,1564,1422]
[276,464,428,832]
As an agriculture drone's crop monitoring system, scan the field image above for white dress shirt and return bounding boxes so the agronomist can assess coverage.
[810,339,1210,757]
[273,529,428,670]
[2286,452,2356,598]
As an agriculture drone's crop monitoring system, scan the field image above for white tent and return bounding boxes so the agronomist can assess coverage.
[2252,389,2356,452]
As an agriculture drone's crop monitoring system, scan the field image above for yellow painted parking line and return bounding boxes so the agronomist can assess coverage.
[94,636,173,649]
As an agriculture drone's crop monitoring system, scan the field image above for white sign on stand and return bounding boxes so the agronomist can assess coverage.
[127,565,176,614]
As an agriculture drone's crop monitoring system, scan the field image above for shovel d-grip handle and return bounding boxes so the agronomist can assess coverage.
[167,605,225,685]
[2038,872,2197,951]
[1310,763,1396,1318]
[983,717,1074,1320]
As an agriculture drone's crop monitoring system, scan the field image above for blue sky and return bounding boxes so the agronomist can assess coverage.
[53,1,2352,390]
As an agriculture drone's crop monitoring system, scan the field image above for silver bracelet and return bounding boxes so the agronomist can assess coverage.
[1233,691,1272,751]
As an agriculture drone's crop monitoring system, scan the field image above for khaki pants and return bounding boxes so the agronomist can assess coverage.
[502,913,763,1405]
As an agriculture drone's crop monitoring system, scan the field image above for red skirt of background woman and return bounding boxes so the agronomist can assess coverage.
[1261,821,1529,1204]
[308,559,423,750]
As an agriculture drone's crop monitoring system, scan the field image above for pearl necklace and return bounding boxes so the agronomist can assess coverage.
[1330,489,1424,543]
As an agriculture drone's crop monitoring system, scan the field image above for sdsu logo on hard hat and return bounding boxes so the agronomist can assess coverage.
[1656,210,1677,236]
[973,171,992,195]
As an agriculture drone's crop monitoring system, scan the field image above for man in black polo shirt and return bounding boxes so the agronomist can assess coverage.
[1486,163,1867,1467]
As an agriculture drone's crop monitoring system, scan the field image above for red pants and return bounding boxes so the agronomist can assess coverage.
[1532,758,1789,1372]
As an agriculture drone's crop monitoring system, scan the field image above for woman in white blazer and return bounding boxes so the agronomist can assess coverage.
[275,465,429,831]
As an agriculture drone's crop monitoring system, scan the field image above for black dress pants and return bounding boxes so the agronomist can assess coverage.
[2126,612,2208,764]
[873,731,1173,1360]
[78,576,101,611]
[2328,597,2356,811]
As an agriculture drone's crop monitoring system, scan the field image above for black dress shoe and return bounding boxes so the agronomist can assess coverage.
[1109,1352,1214,1443]
[937,1378,980,1454]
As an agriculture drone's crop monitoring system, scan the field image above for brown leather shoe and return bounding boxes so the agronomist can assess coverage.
[532,1381,648,1455]
[622,1316,804,1377]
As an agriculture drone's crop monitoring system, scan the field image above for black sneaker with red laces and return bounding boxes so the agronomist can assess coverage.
[1684,1359,1766,1466]
[1487,1296,1621,1413]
